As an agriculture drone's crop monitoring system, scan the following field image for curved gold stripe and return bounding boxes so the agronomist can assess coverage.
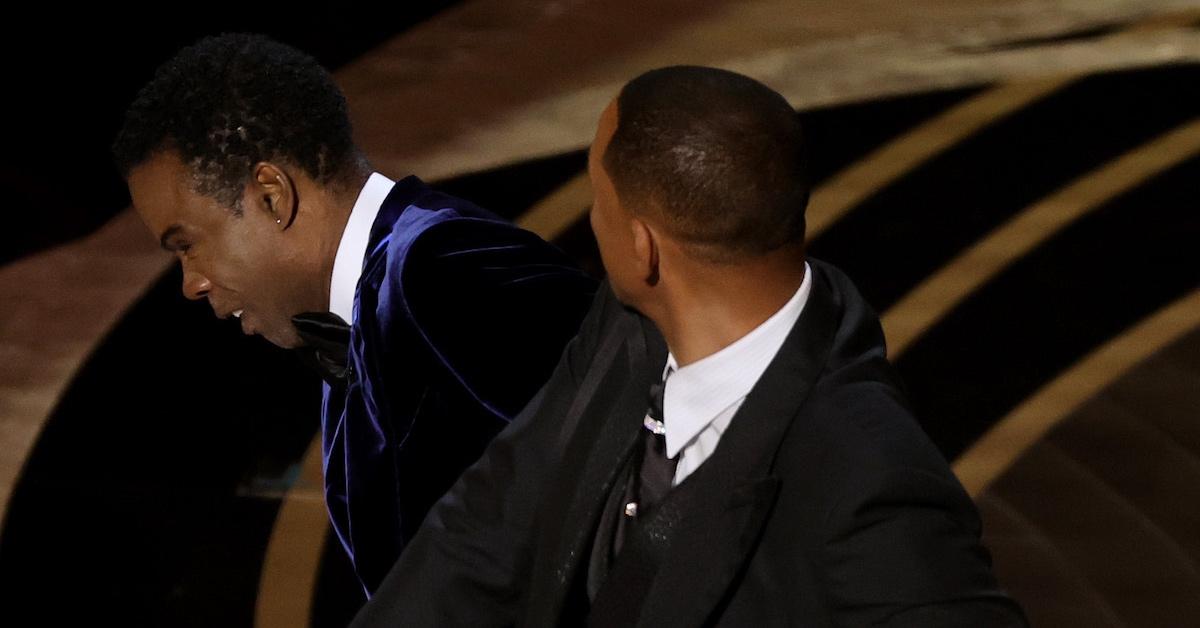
[806,78,1072,239]
[0,211,169,531]
[1124,8,1200,32]
[883,117,1200,358]
[983,492,1127,627]
[953,288,1200,498]
[254,436,328,627]
[517,174,593,240]
[806,7,1200,239]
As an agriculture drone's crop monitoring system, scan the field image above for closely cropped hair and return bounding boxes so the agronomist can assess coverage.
[603,66,809,262]
[112,33,360,210]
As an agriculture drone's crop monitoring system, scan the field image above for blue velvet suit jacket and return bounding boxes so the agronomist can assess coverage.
[320,175,596,595]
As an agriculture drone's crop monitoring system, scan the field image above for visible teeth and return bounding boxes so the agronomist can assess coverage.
[232,310,243,318]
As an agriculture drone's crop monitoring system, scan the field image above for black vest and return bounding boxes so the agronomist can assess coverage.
[565,435,730,627]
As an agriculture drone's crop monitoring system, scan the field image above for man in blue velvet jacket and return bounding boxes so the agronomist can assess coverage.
[112,33,596,595]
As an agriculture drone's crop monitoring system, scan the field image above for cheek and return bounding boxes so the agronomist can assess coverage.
[212,240,259,290]
[214,231,283,302]
[591,201,621,252]
[590,210,618,269]
[590,210,635,290]
[241,236,318,316]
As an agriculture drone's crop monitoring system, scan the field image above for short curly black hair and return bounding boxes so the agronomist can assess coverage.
[112,32,361,211]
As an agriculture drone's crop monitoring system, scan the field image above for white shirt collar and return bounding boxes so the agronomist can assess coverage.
[661,261,813,458]
[329,172,395,323]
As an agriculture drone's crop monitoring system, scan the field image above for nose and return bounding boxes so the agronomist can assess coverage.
[181,265,212,301]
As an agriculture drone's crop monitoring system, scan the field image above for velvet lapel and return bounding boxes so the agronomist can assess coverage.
[631,263,843,628]
[320,175,428,590]
[524,312,669,626]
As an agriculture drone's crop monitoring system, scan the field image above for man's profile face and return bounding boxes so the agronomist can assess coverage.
[588,100,642,305]
[127,150,309,348]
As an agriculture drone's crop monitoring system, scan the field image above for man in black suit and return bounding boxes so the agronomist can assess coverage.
[353,66,1027,627]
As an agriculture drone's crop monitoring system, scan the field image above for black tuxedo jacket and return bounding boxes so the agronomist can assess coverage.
[351,258,1028,627]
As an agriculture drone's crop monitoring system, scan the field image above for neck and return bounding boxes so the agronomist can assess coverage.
[648,249,806,367]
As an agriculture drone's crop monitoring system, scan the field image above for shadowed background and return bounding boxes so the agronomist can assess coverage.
[1,2,1198,626]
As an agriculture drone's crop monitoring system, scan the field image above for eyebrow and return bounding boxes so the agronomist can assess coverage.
[159,224,186,251]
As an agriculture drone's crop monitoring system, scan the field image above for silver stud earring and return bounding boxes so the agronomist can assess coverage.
[275,217,282,225]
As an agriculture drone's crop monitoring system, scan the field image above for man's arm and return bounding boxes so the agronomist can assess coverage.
[352,276,617,627]
[820,466,1028,627]
[813,383,1029,627]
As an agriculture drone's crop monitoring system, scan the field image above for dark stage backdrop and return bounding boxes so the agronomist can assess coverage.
[1,14,1197,626]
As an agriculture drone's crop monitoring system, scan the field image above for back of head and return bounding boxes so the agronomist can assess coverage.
[111,32,360,210]
[603,66,809,264]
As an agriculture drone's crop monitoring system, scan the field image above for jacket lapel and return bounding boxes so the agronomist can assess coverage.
[525,311,669,626]
[317,175,429,591]
[634,263,844,628]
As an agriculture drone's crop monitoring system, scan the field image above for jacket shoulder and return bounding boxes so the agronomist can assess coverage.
[366,206,597,418]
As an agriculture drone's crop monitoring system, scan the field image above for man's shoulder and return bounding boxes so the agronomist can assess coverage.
[760,273,948,473]
[773,362,962,508]
[355,183,536,295]
[380,198,505,266]
[355,183,595,342]
[377,190,573,280]
[802,369,924,454]
[347,184,519,328]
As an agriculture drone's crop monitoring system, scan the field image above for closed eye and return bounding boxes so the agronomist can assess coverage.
[159,225,201,260]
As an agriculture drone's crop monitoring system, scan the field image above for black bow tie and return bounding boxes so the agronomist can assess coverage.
[292,311,352,385]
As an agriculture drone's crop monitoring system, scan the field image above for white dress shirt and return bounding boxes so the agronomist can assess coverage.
[329,172,395,323]
[661,261,812,485]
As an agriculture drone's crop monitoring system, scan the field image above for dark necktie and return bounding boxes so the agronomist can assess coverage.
[292,311,352,385]
[612,371,677,556]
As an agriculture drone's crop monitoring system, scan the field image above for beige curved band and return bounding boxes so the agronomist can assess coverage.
[952,289,1200,498]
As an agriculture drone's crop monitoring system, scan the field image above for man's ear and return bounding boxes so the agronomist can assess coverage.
[631,216,660,286]
[253,161,298,229]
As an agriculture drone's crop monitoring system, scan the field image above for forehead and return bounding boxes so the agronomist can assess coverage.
[126,151,222,234]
